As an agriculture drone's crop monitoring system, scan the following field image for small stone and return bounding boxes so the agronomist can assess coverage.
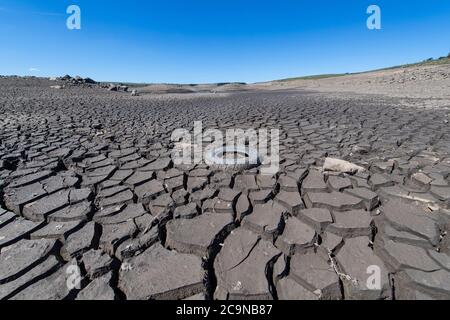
[323,158,365,174]
[412,172,433,186]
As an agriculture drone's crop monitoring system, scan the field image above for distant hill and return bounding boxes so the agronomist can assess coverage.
[275,55,450,82]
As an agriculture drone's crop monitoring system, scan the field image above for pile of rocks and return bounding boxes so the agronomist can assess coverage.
[56,75,97,85]
[103,84,129,92]
[48,75,139,95]
[101,83,139,96]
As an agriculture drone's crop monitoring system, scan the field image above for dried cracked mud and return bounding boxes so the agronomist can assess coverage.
[1,76,450,300]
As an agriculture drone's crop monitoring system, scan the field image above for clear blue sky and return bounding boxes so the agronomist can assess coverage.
[0,0,449,83]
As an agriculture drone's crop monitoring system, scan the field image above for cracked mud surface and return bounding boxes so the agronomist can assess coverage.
[1,77,450,300]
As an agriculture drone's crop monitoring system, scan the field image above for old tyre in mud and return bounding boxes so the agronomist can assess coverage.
[205,146,260,171]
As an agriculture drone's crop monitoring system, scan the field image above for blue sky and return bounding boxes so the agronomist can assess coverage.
[0,0,449,83]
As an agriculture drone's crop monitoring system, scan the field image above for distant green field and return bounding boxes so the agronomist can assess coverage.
[276,56,450,82]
